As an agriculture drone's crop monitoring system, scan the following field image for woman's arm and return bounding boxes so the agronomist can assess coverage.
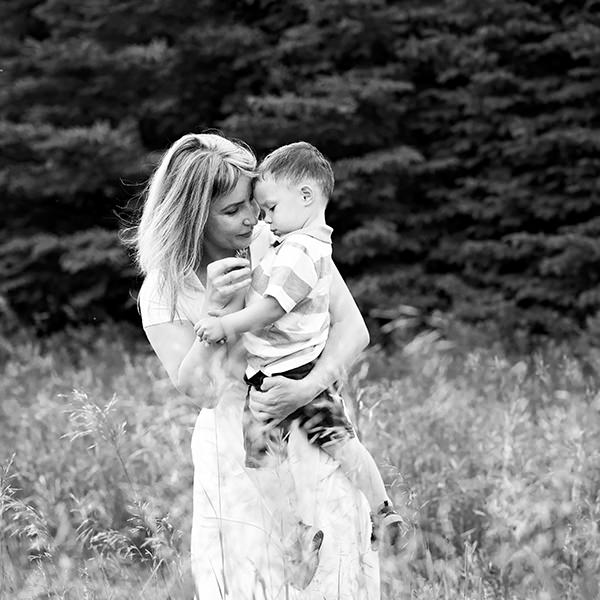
[144,320,226,405]
[144,257,251,405]
[248,263,369,423]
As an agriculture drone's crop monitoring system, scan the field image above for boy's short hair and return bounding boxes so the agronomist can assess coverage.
[258,142,335,200]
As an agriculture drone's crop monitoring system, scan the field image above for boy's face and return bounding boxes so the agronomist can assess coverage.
[253,175,308,236]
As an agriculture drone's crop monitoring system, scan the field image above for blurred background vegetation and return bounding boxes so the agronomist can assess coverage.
[1,0,599,347]
[2,1,600,599]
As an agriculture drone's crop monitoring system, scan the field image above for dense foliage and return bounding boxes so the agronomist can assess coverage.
[1,0,599,339]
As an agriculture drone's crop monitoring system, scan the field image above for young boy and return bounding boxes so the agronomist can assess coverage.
[195,142,405,548]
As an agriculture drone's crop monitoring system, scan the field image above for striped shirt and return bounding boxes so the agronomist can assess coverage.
[244,223,333,376]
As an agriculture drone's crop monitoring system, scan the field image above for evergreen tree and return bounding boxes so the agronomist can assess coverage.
[0,0,265,330]
[224,0,600,340]
[1,0,599,342]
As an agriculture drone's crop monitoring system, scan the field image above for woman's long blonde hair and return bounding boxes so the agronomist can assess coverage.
[135,133,256,318]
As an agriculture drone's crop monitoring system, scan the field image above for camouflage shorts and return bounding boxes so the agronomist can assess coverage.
[243,360,355,468]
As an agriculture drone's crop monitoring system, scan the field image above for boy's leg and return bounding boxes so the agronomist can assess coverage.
[325,436,389,511]
[279,370,408,549]
[273,363,378,499]
[243,372,272,468]
[327,437,407,548]
[274,363,407,549]
[282,383,387,509]
[243,394,270,468]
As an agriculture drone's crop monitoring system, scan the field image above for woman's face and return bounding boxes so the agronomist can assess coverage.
[203,176,259,258]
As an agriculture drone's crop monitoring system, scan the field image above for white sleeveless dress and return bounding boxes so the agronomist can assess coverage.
[139,224,379,600]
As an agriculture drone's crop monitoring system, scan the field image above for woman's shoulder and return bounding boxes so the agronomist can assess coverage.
[139,269,204,328]
[138,270,161,310]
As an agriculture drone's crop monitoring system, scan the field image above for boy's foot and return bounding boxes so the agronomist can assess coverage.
[284,522,324,590]
[371,501,408,551]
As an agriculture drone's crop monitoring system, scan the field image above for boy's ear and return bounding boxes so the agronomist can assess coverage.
[299,184,314,206]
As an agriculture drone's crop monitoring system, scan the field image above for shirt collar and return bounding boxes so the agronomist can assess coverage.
[274,223,333,246]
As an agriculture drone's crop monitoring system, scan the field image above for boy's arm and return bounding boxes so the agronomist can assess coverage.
[220,296,285,338]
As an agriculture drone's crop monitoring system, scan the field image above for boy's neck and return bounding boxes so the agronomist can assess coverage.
[299,209,328,230]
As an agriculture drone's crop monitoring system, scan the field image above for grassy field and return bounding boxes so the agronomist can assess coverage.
[1,323,599,599]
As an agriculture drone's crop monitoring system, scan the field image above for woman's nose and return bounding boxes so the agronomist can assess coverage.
[243,203,258,226]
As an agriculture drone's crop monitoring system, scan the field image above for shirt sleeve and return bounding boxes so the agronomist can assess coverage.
[138,271,179,327]
[263,240,318,312]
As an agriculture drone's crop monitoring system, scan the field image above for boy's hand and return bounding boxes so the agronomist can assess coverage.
[194,317,226,344]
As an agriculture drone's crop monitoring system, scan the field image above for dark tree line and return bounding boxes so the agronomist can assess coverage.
[1,0,599,341]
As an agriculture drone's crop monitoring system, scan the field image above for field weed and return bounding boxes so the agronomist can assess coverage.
[1,324,599,599]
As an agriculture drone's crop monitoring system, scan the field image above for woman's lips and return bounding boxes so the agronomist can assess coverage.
[238,230,253,238]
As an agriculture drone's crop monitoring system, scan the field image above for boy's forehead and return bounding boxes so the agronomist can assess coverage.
[254,175,284,198]
[253,178,269,200]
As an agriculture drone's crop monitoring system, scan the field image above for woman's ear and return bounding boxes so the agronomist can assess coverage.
[300,185,314,206]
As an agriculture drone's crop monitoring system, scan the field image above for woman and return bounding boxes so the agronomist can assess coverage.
[135,133,379,599]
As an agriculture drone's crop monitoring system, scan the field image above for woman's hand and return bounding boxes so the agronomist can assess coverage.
[205,257,251,309]
[248,376,321,426]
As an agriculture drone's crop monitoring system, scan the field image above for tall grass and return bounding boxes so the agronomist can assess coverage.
[1,325,195,599]
[1,323,599,599]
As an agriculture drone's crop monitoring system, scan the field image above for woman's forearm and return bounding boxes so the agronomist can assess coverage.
[176,295,230,402]
[177,336,227,401]
[303,265,370,396]
[146,256,253,406]
[303,317,369,397]
[144,318,225,406]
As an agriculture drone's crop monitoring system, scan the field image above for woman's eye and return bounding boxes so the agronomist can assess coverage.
[258,208,266,219]
[224,203,243,215]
